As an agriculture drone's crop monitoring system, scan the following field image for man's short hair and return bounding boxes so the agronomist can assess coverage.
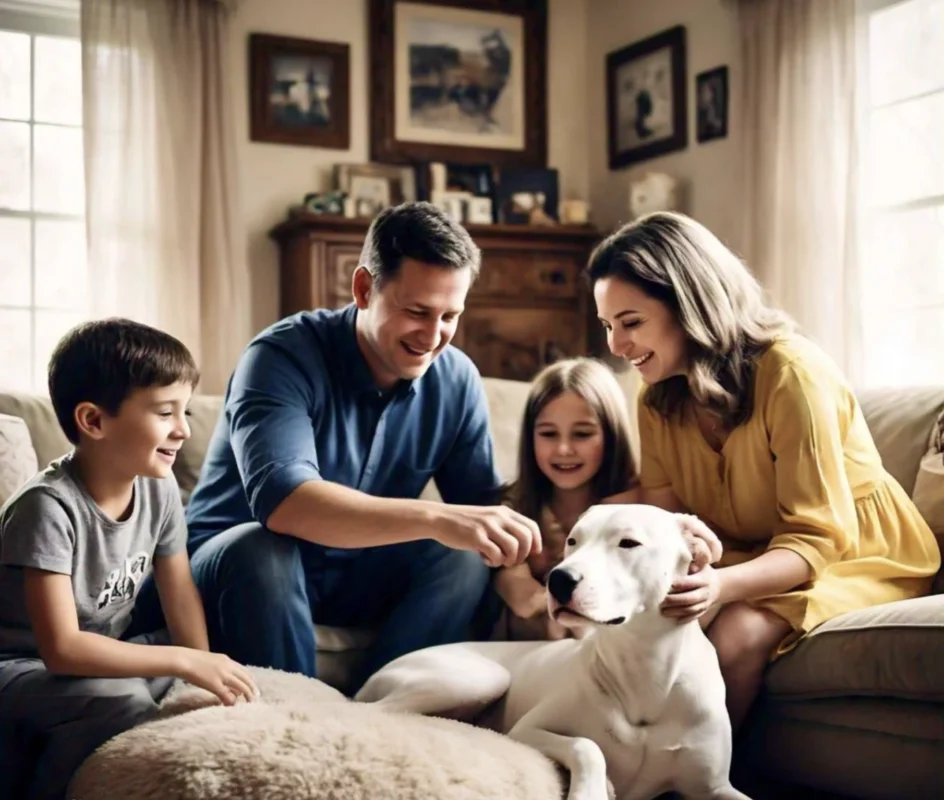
[359,201,481,287]
[48,318,200,444]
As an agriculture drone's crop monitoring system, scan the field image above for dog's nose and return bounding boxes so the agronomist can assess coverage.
[548,568,581,604]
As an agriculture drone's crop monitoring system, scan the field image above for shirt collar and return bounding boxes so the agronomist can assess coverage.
[338,304,417,399]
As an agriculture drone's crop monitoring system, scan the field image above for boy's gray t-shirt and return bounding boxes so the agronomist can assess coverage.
[0,452,188,660]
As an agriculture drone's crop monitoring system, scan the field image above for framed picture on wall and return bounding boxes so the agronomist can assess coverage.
[368,0,548,168]
[696,65,729,143]
[249,33,351,149]
[606,25,688,170]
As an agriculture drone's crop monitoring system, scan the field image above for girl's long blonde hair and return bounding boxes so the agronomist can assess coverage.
[586,211,794,427]
[505,357,637,523]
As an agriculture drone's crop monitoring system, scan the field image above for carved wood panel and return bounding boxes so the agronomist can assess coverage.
[457,307,585,382]
[472,251,580,300]
[326,246,360,308]
[272,215,602,382]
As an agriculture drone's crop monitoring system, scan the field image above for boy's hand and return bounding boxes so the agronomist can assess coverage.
[179,650,259,705]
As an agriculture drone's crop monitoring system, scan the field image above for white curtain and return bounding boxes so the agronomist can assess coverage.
[738,0,864,384]
[80,0,250,394]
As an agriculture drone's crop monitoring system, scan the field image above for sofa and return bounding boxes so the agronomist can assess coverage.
[1,378,942,800]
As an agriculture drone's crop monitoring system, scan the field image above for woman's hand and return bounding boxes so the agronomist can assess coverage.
[661,564,722,624]
[676,513,723,571]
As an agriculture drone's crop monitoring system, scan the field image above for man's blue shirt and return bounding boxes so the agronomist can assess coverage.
[185,304,502,553]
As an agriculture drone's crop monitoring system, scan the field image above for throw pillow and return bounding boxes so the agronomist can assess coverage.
[912,408,944,593]
[0,414,39,507]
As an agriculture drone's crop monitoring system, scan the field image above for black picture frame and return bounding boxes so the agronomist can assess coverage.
[494,167,559,224]
[249,33,351,150]
[696,65,729,143]
[606,26,688,170]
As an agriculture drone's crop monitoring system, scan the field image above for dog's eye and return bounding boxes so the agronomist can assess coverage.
[566,537,576,546]
[618,538,640,549]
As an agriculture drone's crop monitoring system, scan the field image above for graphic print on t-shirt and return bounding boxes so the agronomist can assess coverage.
[96,551,150,609]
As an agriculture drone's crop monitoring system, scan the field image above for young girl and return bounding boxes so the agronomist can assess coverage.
[491,357,640,641]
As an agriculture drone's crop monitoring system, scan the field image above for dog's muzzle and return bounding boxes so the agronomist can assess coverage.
[548,568,580,604]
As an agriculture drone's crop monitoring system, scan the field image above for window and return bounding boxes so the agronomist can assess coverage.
[0,3,85,393]
[858,0,944,387]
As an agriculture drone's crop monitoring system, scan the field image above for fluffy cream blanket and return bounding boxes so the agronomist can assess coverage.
[68,666,565,799]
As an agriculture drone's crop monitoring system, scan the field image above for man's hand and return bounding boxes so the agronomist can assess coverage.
[661,564,722,624]
[178,650,259,706]
[433,504,542,567]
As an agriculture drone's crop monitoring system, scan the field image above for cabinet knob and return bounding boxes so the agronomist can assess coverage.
[540,269,566,285]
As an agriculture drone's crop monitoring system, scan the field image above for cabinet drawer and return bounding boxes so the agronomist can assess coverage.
[473,251,581,300]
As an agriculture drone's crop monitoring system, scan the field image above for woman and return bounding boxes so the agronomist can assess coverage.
[588,211,940,731]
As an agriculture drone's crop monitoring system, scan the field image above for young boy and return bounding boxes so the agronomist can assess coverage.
[0,319,257,800]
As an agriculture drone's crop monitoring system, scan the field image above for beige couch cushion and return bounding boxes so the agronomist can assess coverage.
[0,414,39,506]
[913,409,944,533]
[0,392,71,469]
[419,376,532,502]
[857,386,944,495]
[765,594,944,702]
[913,409,944,593]
[176,394,224,503]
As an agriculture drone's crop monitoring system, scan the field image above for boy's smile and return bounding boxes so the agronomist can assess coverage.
[94,381,194,480]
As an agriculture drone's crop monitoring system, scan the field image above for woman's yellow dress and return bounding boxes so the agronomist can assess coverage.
[638,335,941,657]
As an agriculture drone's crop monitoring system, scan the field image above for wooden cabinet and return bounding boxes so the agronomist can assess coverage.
[269,213,603,382]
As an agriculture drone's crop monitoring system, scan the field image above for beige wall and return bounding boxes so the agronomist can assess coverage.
[231,0,741,334]
[232,0,591,335]
[586,0,741,250]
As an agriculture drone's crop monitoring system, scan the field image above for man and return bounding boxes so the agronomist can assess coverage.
[182,202,541,691]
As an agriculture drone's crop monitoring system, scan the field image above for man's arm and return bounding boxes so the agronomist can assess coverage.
[237,335,539,565]
[229,337,453,549]
[268,481,536,567]
[152,551,209,651]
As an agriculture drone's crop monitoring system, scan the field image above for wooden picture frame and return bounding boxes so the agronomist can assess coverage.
[606,25,688,170]
[696,65,729,143]
[368,0,548,168]
[249,33,351,150]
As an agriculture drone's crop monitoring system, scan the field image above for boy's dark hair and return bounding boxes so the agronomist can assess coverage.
[48,318,200,444]
[359,201,481,287]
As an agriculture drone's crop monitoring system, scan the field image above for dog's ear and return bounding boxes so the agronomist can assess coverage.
[674,514,723,571]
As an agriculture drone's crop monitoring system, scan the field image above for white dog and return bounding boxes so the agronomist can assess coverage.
[356,504,751,800]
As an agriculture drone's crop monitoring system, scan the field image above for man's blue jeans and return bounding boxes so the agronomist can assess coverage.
[136,524,491,693]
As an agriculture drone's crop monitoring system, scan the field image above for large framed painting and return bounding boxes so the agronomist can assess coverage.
[249,33,351,150]
[368,0,548,168]
[606,26,688,170]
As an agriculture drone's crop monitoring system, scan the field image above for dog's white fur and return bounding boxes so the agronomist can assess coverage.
[356,504,751,800]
